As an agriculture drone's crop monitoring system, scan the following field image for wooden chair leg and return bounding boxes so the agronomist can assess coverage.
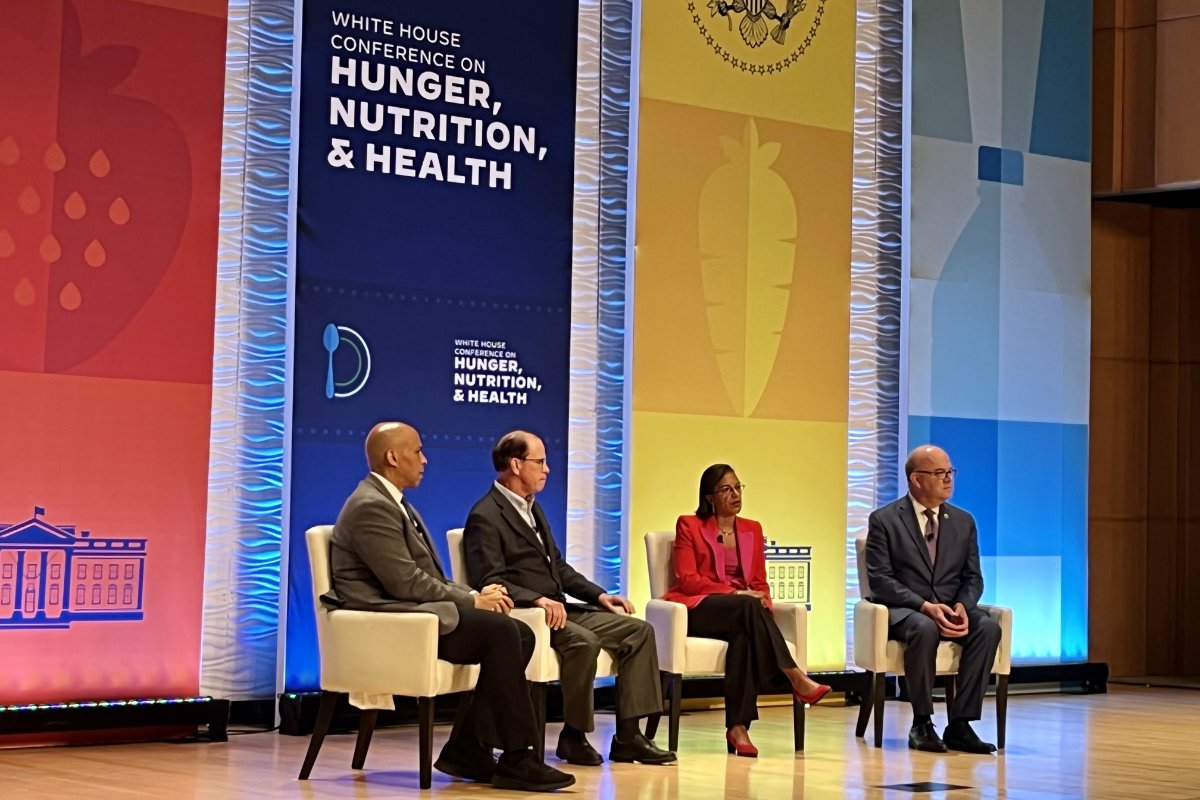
[792,696,805,751]
[645,672,667,741]
[944,675,957,712]
[418,697,434,790]
[351,709,379,769]
[298,690,339,780]
[529,682,548,760]
[872,673,886,748]
[996,674,1009,750]
[668,673,682,753]
[855,671,874,737]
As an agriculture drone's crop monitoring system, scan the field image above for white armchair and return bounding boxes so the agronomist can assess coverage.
[445,528,615,757]
[643,531,811,752]
[299,525,480,787]
[853,537,1012,748]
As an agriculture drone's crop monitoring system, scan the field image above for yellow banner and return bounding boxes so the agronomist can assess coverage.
[630,0,854,670]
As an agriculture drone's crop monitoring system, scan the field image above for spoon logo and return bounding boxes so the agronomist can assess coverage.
[322,323,371,398]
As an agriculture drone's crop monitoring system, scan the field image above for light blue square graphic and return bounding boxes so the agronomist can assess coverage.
[983,555,1078,662]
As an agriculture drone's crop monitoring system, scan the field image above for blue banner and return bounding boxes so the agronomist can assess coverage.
[286,0,578,689]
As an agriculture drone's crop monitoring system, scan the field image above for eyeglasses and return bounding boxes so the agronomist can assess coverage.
[519,457,547,467]
[713,483,746,496]
[913,468,957,481]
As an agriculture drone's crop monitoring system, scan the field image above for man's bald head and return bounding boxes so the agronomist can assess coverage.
[904,445,949,477]
[365,421,426,489]
[905,444,955,507]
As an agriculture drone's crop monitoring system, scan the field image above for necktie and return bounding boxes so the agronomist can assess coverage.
[922,508,938,564]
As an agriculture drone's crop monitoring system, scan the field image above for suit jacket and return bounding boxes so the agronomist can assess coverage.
[322,474,474,633]
[864,496,984,625]
[662,514,771,609]
[462,485,605,607]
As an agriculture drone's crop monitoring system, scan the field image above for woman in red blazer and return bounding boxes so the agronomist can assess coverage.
[664,463,831,756]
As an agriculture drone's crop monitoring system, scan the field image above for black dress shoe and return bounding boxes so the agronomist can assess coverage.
[609,731,677,764]
[434,739,496,782]
[556,732,604,766]
[492,749,576,792]
[908,720,948,753]
[943,720,997,754]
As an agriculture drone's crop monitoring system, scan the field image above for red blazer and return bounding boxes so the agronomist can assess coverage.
[662,514,772,609]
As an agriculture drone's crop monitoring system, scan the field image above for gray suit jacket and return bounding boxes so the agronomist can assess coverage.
[865,496,985,626]
[322,474,473,633]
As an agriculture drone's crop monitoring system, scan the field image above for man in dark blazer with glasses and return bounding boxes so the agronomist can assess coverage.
[463,430,675,768]
[865,445,1002,754]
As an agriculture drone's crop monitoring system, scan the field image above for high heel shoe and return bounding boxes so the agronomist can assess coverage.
[725,730,758,758]
[794,683,832,707]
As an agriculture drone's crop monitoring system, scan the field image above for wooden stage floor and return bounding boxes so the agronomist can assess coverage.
[3,685,1198,799]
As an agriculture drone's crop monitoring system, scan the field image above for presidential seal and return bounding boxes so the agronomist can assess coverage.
[689,0,827,74]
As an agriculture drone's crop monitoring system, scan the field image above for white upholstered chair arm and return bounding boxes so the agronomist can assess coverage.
[771,601,808,670]
[645,599,688,674]
[980,604,1013,675]
[320,608,441,695]
[446,528,466,585]
[510,606,558,682]
[853,599,891,672]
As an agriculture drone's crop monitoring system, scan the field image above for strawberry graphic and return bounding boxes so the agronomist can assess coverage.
[0,0,222,380]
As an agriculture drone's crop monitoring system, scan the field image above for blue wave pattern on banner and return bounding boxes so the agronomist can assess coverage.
[286,0,580,690]
[595,0,634,592]
[202,0,292,699]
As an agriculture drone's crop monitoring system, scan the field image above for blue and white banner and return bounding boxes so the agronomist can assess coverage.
[286,0,579,689]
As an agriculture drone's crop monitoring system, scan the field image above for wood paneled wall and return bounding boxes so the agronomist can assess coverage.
[1090,200,1200,677]
[1094,0,1200,192]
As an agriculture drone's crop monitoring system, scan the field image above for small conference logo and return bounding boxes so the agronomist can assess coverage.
[0,507,147,629]
[689,0,827,75]
[763,539,811,608]
[322,323,371,399]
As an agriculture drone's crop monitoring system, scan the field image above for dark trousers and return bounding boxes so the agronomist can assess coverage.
[438,606,539,751]
[888,606,1001,720]
[687,593,797,728]
[551,609,664,732]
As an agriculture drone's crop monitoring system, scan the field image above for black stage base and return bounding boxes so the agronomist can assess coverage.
[275,661,1109,737]
[0,697,230,741]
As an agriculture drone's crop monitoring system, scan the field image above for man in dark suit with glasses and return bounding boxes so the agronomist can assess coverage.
[462,430,675,768]
[865,445,1002,754]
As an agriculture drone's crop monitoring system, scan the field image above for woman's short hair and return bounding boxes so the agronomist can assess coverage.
[695,463,735,519]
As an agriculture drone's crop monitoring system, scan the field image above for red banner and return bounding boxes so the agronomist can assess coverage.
[0,0,226,703]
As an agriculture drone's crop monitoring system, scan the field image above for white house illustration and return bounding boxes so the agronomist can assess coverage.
[0,508,147,629]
